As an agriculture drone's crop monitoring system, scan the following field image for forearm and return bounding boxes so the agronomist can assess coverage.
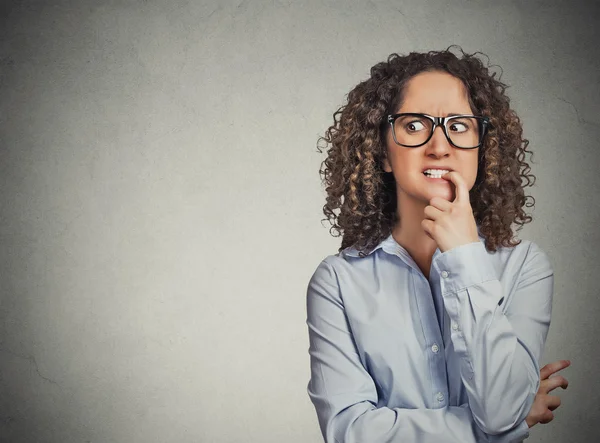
[309,391,530,443]
[433,241,553,434]
[449,286,539,433]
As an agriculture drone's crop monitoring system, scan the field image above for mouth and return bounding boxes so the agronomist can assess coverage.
[423,168,452,179]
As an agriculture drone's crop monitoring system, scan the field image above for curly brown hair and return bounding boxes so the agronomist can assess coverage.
[317,47,536,257]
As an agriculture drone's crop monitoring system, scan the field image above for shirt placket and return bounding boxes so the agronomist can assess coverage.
[411,271,449,408]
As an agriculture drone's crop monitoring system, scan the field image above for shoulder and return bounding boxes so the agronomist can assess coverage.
[306,249,374,303]
[485,239,554,301]
[308,244,384,284]
[493,239,553,276]
[510,239,554,284]
[307,253,348,290]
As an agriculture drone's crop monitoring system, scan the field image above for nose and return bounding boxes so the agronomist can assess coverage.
[426,125,452,157]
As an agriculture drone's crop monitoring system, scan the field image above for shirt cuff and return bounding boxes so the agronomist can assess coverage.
[432,241,499,296]
[486,419,530,443]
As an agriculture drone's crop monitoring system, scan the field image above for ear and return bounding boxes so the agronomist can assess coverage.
[382,156,392,173]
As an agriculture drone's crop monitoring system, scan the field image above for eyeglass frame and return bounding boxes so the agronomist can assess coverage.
[386,113,491,149]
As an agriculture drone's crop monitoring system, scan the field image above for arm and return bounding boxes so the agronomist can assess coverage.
[432,241,553,435]
[306,259,531,443]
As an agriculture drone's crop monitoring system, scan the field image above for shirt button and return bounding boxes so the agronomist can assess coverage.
[441,271,449,278]
[451,322,459,331]
[431,344,439,353]
[437,392,445,402]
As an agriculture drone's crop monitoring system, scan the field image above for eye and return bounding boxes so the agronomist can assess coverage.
[449,121,469,133]
[405,120,426,132]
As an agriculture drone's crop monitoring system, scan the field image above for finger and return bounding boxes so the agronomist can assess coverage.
[541,375,569,393]
[546,395,562,411]
[421,219,435,240]
[540,360,571,380]
[539,410,554,424]
[424,204,444,221]
[442,171,468,203]
[429,196,452,211]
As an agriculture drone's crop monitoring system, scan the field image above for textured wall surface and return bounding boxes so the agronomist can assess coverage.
[1,0,599,442]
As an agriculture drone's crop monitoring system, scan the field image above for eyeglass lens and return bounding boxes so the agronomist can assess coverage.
[393,115,482,148]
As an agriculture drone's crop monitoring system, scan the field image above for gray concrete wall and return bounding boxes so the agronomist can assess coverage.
[0,0,598,442]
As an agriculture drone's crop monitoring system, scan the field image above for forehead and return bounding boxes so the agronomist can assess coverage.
[399,71,471,113]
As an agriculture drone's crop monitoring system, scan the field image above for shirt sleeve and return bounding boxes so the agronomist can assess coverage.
[432,240,553,435]
[307,259,531,443]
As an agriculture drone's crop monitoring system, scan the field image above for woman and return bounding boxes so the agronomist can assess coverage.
[306,48,570,443]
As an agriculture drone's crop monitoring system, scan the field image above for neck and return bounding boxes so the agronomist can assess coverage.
[391,192,439,271]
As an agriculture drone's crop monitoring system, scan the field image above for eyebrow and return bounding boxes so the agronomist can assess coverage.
[402,112,473,117]
[435,112,471,117]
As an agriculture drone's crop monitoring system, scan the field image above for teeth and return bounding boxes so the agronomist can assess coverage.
[424,169,450,178]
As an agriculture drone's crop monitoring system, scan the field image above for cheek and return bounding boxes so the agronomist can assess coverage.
[471,156,480,174]
[468,154,480,185]
[457,153,479,182]
[391,151,416,175]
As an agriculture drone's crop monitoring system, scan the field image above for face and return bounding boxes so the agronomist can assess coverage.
[382,70,480,205]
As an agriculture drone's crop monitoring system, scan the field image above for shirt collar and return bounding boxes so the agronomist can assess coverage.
[341,225,485,259]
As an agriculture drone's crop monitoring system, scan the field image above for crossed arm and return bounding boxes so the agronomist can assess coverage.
[306,241,554,443]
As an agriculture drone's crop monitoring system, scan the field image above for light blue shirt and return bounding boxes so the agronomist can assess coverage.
[306,231,553,443]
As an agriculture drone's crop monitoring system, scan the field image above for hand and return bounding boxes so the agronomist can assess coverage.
[525,360,571,428]
[421,171,479,253]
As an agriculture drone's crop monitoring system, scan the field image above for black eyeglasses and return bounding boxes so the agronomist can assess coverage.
[387,113,490,149]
